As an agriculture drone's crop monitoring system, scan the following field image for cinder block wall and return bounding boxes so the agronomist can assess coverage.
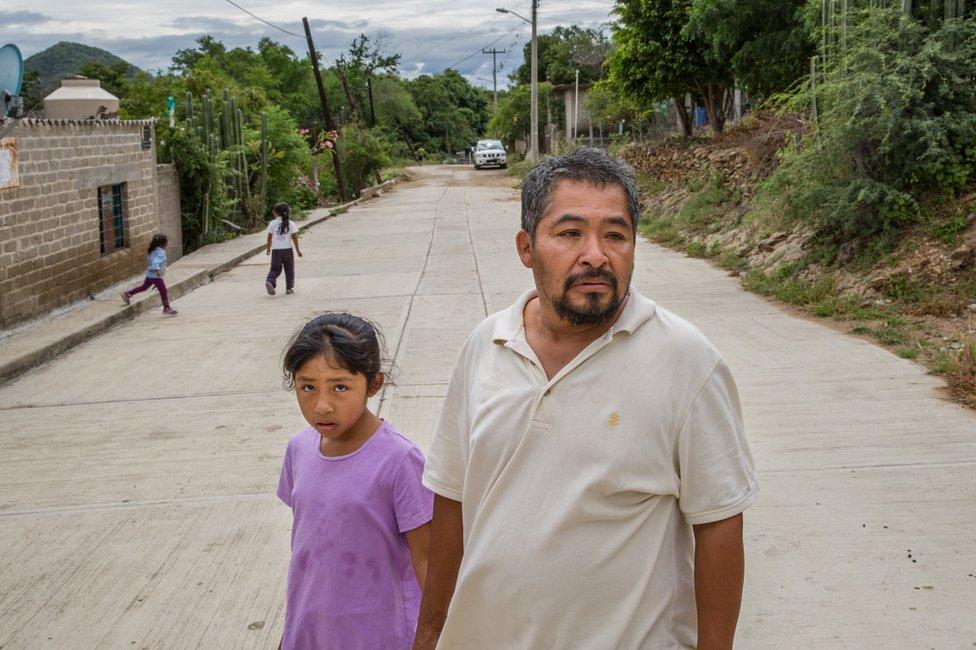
[0,119,161,327]
[154,164,182,262]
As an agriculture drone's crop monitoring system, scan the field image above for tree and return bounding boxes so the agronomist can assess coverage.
[584,79,656,136]
[685,0,813,100]
[334,35,401,126]
[487,82,558,146]
[512,25,610,86]
[608,0,732,135]
[77,61,133,98]
[20,70,43,113]
[408,70,490,153]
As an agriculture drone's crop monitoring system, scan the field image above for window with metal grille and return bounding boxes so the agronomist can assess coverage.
[97,183,126,255]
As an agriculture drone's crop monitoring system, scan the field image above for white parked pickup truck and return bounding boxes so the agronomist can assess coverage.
[473,139,507,170]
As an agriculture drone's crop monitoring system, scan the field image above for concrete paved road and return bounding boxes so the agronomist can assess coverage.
[1,166,974,648]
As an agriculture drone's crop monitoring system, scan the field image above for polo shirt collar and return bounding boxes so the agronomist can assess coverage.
[492,283,656,344]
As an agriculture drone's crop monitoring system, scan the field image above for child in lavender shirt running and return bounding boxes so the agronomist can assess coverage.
[276,313,433,649]
[121,233,177,316]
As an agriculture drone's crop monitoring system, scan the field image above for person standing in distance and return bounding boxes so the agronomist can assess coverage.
[414,147,758,649]
[265,202,302,295]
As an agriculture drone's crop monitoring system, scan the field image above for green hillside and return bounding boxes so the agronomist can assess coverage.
[24,42,140,95]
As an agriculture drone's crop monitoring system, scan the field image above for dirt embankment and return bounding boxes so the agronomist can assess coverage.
[622,111,976,407]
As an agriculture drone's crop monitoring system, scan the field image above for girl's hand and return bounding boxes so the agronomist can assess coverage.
[266,248,271,255]
[297,250,303,258]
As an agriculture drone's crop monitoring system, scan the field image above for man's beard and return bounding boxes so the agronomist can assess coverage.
[551,269,623,326]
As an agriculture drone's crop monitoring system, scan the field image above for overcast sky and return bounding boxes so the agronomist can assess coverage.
[5,0,615,88]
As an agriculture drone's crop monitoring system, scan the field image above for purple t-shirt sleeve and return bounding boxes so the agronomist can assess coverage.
[277,441,294,508]
[393,447,434,533]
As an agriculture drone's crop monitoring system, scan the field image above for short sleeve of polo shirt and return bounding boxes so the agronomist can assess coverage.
[676,357,758,525]
[422,345,469,502]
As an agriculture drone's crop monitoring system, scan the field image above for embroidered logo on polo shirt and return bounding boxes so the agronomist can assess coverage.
[608,412,621,428]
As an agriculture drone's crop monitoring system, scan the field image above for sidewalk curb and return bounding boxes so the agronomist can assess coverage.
[0,179,398,385]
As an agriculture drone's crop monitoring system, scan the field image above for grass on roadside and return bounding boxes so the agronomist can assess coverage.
[507,159,536,185]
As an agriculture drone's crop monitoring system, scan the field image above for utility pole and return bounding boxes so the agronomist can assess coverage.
[482,48,506,113]
[302,16,348,202]
[530,0,538,160]
[573,68,579,142]
[495,2,537,158]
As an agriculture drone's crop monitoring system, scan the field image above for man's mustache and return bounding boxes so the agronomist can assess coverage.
[563,269,617,292]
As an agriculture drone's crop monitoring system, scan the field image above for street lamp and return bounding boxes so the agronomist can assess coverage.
[497,2,538,161]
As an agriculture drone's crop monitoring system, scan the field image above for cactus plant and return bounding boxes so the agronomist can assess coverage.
[182,89,274,234]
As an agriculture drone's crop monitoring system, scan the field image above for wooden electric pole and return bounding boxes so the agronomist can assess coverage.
[302,17,348,202]
[482,48,506,113]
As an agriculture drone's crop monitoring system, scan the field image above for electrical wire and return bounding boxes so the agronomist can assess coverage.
[403,0,530,62]
[219,0,305,40]
[443,24,524,72]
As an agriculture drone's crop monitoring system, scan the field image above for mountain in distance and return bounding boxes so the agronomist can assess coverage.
[24,42,141,96]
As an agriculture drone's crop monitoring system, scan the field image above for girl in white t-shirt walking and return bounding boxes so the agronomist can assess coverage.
[265,202,303,295]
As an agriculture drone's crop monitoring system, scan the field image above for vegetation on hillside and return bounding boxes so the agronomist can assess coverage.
[600,3,976,407]
[23,41,140,99]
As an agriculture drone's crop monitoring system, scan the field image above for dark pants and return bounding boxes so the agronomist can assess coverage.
[267,249,295,290]
[127,276,170,308]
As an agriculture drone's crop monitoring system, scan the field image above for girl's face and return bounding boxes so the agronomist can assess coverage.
[294,354,382,443]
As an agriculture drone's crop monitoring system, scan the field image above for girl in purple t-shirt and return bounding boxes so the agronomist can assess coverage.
[276,313,434,649]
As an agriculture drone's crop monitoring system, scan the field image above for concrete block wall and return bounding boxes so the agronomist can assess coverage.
[154,164,182,262]
[0,119,163,328]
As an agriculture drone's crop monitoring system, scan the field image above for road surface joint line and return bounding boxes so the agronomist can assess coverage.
[377,186,449,417]
[0,492,277,518]
[464,184,490,318]
[0,389,281,411]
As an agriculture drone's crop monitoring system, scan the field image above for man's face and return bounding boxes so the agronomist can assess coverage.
[517,179,636,326]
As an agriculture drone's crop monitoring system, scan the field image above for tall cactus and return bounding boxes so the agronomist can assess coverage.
[259,113,269,219]
[182,89,273,236]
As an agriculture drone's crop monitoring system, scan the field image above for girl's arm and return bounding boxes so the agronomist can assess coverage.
[413,496,463,650]
[266,233,273,255]
[291,233,302,257]
[404,522,431,589]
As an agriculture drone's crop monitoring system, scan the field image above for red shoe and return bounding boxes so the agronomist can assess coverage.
[121,292,131,305]
[162,307,178,317]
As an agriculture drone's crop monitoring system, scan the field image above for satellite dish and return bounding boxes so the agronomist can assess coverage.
[0,44,24,119]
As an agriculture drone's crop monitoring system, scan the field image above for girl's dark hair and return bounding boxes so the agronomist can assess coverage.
[147,233,168,255]
[275,202,290,236]
[282,312,388,390]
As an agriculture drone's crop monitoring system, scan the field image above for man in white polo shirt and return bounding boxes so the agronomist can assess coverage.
[413,148,757,649]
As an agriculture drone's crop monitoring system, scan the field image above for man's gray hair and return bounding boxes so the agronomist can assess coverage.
[520,147,641,239]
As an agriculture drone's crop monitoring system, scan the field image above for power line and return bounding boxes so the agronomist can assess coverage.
[444,26,522,72]
[405,16,500,61]
[220,0,305,39]
[403,0,530,63]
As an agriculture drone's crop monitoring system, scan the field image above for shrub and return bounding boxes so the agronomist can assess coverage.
[757,10,976,248]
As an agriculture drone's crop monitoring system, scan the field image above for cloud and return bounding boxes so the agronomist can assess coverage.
[15,0,614,87]
[0,10,55,28]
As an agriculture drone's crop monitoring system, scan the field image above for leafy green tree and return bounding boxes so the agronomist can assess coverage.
[685,0,813,100]
[20,70,43,113]
[608,0,732,135]
[584,79,658,136]
[409,70,490,153]
[512,25,610,86]
[334,35,401,126]
[487,82,557,146]
[77,61,133,98]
